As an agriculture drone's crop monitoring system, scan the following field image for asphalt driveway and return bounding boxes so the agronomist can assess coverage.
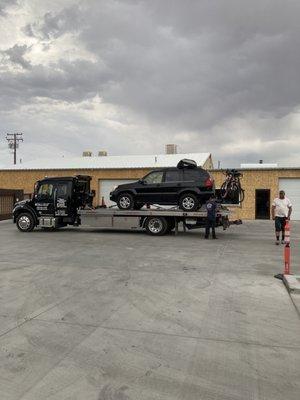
[0,219,300,400]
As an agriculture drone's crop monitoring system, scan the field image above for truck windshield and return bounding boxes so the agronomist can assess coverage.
[38,183,53,197]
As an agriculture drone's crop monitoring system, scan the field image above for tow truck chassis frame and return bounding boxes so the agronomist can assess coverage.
[78,206,242,235]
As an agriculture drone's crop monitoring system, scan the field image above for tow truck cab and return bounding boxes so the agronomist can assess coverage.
[13,175,94,232]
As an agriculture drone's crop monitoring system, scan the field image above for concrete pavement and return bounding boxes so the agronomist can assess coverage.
[0,219,300,399]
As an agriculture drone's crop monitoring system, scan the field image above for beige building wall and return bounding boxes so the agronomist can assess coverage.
[0,168,149,206]
[203,155,214,169]
[211,169,300,220]
[1,167,299,219]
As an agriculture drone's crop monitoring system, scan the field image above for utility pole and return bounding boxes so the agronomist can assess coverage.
[6,133,24,165]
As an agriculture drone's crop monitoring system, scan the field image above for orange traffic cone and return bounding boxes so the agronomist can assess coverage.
[274,219,291,280]
[284,220,291,275]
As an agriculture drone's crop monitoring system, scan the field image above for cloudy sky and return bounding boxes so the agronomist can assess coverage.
[0,0,300,168]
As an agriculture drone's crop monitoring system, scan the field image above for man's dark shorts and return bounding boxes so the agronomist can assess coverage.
[275,216,286,231]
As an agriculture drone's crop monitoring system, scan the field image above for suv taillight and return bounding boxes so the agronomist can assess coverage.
[205,176,214,188]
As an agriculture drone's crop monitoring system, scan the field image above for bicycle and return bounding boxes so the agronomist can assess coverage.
[220,169,245,203]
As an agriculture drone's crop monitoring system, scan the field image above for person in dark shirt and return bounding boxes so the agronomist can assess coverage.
[205,195,217,239]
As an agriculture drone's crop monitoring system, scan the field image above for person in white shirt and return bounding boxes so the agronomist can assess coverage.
[271,190,292,245]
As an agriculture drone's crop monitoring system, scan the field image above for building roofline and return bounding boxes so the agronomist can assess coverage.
[1,166,300,172]
[0,166,165,172]
[0,152,212,171]
[211,167,300,172]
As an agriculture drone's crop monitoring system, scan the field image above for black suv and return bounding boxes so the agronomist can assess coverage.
[110,159,215,211]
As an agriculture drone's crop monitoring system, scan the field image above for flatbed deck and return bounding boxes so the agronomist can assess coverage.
[78,205,239,235]
[79,205,231,218]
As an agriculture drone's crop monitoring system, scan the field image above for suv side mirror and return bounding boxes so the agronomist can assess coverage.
[138,179,145,184]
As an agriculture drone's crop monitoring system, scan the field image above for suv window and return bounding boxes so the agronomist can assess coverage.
[144,171,164,184]
[38,183,53,197]
[165,170,182,182]
[183,170,202,181]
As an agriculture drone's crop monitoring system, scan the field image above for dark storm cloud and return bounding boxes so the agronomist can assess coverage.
[0,59,112,110]
[3,44,31,69]
[18,0,300,131]
[0,0,17,15]
[1,0,300,165]
[82,0,300,129]
[22,4,81,40]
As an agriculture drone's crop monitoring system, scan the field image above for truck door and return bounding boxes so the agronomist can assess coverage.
[54,181,73,217]
[35,181,55,216]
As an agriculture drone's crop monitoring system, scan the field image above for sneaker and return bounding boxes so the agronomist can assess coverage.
[213,236,218,239]
[204,236,209,239]
[276,240,279,245]
[281,240,285,244]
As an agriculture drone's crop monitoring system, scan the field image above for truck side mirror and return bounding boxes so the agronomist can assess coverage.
[138,179,145,184]
[34,183,39,196]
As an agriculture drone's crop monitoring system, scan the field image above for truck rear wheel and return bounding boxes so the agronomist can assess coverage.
[16,213,35,232]
[145,216,168,236]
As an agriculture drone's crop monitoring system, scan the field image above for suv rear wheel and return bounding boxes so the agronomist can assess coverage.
[179,193,199,212]
[145,216,168,236]
[117,193,134,210]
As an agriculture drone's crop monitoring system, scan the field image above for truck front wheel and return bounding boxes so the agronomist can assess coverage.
[16,213,35,232]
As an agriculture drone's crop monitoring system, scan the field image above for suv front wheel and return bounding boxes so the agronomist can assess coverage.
[117,193,134,210]
[179,193,199,212]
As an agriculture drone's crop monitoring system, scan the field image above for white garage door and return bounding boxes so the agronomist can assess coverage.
[99,179,136,206]
[279,178,300,220]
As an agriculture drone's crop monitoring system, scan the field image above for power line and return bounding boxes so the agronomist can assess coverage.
[6,133,24,165]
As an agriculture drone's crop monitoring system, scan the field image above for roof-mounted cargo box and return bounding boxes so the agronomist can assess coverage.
[177,159,197,169]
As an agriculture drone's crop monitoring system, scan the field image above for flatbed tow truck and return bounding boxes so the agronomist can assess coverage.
[12,175,242,236]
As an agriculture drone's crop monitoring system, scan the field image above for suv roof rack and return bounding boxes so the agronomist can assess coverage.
[177,159,197,169]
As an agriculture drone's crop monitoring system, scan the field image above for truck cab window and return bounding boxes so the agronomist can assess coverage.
[56,183,68,197]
